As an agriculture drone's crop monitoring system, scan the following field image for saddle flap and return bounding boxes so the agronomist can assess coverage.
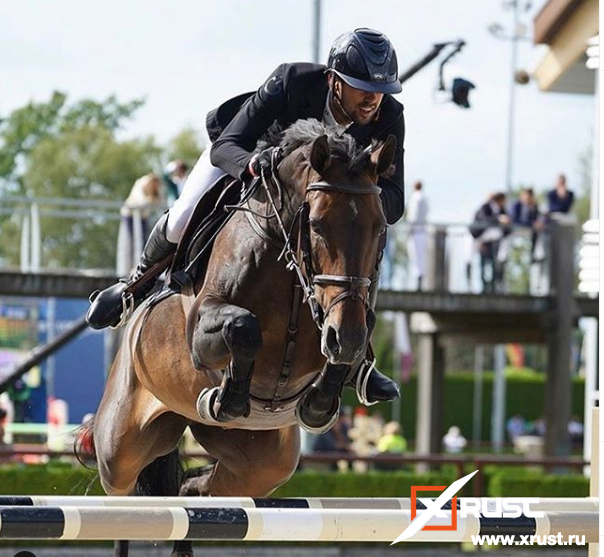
[168,176,242,289]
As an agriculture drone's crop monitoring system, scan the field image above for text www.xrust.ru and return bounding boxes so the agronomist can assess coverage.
[471,533,586,546]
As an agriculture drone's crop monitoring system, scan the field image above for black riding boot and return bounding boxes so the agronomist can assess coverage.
[346,268,400,404]
[86,213,177,330]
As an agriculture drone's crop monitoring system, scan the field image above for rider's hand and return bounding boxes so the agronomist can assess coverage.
[248,147,282,178]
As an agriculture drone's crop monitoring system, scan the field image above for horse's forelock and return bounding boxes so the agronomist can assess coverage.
[275,119,377,177]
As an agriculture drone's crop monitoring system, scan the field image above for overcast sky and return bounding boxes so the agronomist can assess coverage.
[1,0,596,222]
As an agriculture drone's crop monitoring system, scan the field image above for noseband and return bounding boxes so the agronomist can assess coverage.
[246,149,382,331]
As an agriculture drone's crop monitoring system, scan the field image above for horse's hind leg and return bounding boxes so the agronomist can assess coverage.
[192,297,262,422]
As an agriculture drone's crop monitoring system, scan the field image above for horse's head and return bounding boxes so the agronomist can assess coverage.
[277,121,396,366]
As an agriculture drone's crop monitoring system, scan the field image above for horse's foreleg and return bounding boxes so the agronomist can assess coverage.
[192,297,262,422]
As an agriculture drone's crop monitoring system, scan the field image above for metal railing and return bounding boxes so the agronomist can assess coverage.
[0,196,594,297]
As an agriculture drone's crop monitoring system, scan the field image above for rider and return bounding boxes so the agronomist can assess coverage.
[87,28,405,404]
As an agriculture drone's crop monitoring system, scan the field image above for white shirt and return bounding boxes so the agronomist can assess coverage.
[407,190,428,225]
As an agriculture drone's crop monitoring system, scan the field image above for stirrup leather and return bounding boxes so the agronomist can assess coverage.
[111,289,135,330]
[356,358,379,407]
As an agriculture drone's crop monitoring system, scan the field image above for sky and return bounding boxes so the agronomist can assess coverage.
[1,0,596,222]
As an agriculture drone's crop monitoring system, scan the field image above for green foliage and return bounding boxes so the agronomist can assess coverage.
[0,463,103,496]
[488,469,589,497]
[273,470,459,497]
[0,92,143,194]
[0,464,587,500]
[1,125,162,268]
[165,126,204,167]
[354,369,584,443]
[0,92,214,268]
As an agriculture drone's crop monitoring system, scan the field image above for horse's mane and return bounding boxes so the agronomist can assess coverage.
[260,119,382,178]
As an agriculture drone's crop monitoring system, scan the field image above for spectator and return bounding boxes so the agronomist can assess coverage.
[0,406,7,446]
[568,415,584,449]
[375,421,407,471]
[406,180,429,291]
[120,173,166,270]
[377,421,407,454]
[442,426,467,454]
[506,414,526,442]
[163,160,190,206]
[512,188,545,262]
[547,173,574,216]
[470,192,512,293]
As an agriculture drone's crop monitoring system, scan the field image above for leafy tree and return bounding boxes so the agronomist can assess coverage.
[165,126,205,168]
[0,91,143,196]
[0,93,156,269]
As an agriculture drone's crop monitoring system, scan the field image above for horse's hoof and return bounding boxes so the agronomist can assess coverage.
[295,390,340,434]
[171,552,194,557]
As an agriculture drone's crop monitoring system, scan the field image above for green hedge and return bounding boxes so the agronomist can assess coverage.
[488,469,590,498]
[0,464,589,499]
[273,470,459,497]
[343,370,585,443]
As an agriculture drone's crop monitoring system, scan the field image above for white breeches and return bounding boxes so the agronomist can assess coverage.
[166,147,227,243]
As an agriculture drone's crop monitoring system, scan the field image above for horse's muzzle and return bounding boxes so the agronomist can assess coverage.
[321,323,367,365]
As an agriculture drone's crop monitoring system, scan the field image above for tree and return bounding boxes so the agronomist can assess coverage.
[165,126,205,168]
[0,93,156,269]
[0,91,143,196]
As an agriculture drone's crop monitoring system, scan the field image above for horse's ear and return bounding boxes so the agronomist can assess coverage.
[310,135,331,175]
[371,135,397,175]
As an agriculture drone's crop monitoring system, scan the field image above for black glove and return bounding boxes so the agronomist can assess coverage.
[250,146,282,177]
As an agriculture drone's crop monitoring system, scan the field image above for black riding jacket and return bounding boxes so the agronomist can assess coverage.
[206,63,406,224]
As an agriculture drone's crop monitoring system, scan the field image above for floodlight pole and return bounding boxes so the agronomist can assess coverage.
[505,0,521,193]
[312,0,321,64]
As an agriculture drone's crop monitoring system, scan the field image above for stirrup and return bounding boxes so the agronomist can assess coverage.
[356,358,379,407]
[111,291,135,330]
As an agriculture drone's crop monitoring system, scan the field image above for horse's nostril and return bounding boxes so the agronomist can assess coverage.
[325,326,341,357]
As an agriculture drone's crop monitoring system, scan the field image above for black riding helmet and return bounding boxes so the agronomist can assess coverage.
[327,28,402,95]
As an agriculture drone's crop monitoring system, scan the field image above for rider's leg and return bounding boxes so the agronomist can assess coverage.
[166,148,226,242]
[86,148,227,330]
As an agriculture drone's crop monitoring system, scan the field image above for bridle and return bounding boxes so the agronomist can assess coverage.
[246,150,382,331]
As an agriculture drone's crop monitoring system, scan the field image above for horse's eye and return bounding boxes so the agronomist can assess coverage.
[310,220,324,236]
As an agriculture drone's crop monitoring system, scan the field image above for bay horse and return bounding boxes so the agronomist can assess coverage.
[90,119,396,557]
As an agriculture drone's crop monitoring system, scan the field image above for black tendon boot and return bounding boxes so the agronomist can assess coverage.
[86,213,176,329]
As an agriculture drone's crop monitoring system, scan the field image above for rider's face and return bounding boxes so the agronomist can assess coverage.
[337,80,383,125]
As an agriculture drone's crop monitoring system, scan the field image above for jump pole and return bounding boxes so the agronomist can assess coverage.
[0,506,598,543]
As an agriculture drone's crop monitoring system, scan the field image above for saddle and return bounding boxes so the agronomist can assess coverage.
[167,176,245,292]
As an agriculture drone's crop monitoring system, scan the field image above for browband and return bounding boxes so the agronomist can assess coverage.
[307,181,381,195]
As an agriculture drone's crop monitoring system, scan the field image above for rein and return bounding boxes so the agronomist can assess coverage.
[252,152,381,331]
[225,148,382,412]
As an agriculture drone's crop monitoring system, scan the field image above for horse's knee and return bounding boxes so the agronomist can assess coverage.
[222,311,262,359]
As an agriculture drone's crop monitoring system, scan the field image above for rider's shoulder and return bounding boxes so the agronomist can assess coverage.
[270,62,327,88]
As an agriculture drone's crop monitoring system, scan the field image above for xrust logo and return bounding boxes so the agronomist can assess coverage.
[391,471,544,544]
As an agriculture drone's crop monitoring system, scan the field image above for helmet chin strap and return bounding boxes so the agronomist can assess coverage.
[329,77,354,126]
[328,74,383,126]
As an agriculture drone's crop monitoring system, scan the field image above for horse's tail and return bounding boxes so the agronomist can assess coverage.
[135,448,184,496]
[74,416,96,469]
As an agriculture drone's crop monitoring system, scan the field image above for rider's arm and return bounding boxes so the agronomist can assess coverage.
[210,65,288,180]
[377,112,405,225]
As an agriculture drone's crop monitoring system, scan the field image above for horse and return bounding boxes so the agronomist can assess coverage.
[89,119,396,557]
